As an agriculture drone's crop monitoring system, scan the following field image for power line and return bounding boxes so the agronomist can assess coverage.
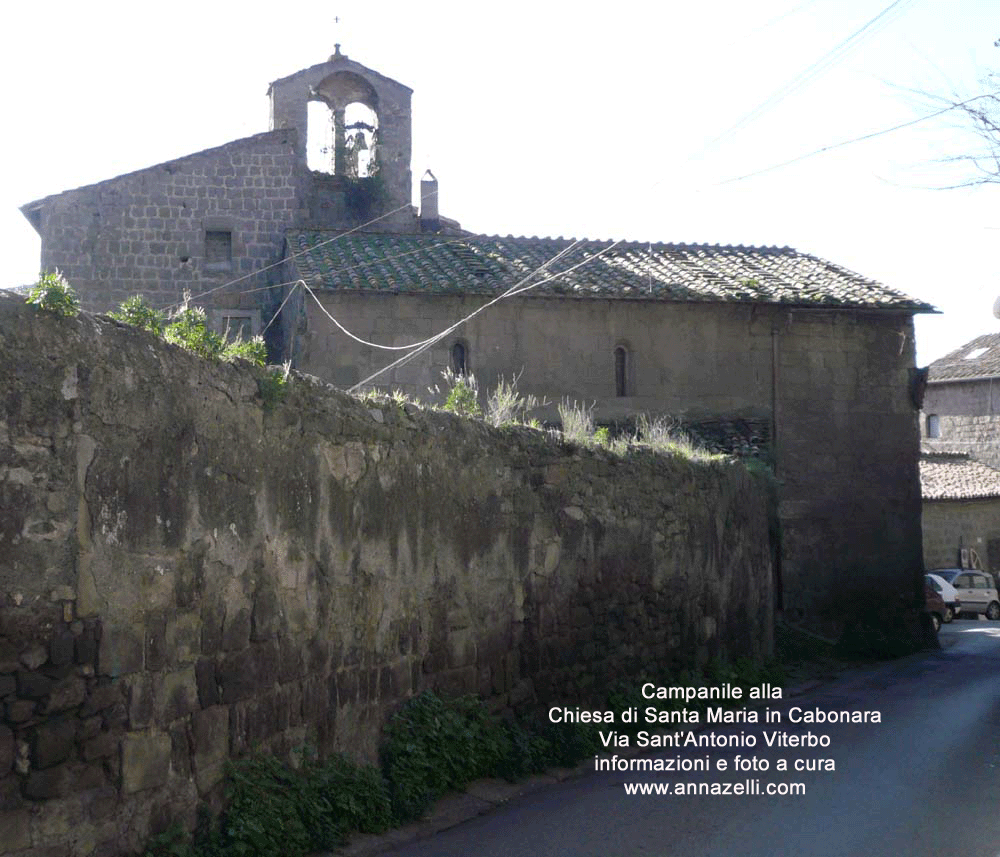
[703,0,918,152]
[304,239,585,352]
[717,91,1000,184]
[347,238,625,392]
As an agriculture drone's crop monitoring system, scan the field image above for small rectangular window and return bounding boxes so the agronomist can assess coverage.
[205,230,232,272]
[222,315,253,340]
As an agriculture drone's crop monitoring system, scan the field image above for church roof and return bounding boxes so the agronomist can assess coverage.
[927,332,1000,383]
[287,231,934,311]
[920,451,1000,501]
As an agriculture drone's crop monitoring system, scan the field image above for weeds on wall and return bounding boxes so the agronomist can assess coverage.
[108,295,165,333]
[484,373,548,427]
[107,293,270,370]
[430,368,482,418]
[25,270,80,317]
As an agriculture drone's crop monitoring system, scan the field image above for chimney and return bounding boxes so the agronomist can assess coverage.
[420,170,440,232]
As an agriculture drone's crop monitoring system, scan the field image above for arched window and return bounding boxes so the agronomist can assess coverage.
[614,346,628,397]
[926,414,941,438]
[452,341,468,376]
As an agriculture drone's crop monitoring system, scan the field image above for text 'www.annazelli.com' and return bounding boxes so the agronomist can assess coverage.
[623,781,806,796]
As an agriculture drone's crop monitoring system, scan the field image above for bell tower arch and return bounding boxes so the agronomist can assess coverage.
[268,46,413,222]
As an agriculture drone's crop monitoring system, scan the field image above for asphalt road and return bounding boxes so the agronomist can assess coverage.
[381,620,1000,857]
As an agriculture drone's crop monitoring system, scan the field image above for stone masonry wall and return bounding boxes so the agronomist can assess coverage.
[0,293,772,856]
[32,130,306,316]
[922,380,1000,470]
[923,499,1000,574]
[293,290,925,627]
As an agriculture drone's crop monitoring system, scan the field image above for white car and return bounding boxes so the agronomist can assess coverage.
[924,573,961,623]
[929,569,1000,620]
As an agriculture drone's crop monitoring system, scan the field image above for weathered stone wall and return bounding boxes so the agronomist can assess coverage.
[293,290,925,626]
[923,499,1000,574]
[0,292,772,856]
[922,380,1000,469]
[29,130,305,315]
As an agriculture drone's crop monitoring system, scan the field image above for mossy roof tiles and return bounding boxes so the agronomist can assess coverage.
[920,452,1000,500]
[287,231,934,312]
[927,332,1000,382]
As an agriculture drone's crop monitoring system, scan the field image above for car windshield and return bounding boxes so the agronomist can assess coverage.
[933,570,960,583]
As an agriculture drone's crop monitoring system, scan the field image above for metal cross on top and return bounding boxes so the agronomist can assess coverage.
[333,15,344,56]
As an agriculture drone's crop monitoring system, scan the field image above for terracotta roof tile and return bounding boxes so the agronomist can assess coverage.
[920,452,1000,500]
[287,232,934,311]
[927,332,1000,382]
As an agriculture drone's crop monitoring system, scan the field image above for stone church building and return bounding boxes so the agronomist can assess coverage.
[20,48,933,628]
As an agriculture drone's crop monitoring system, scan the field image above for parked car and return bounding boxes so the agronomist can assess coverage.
[924,585,947,632]
[924,573,961,623]
[928,569,1000,620]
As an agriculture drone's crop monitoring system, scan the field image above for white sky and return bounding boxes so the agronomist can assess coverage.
[2,0,997,365]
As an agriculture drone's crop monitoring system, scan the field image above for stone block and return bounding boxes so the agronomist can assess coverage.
[81,732,118,762]
[19,644,47,671]
[126,674,155,730]
[49,631,75,668]
[278,636,303,679]
[0,809,31,852]
[157,667,198,722]
[97,623,143,677]
[221,608,251,652]
[0,675,15,698]
[74,630,97,666]
[5,700,35,723]
[217,649,255,704]
[16,670,52,699]
[121,731,171,794]
[252,640,279,689]
[31,794,84,845]
[42,676,86,714]
[194,658,219,708]
[144,613,168,672]
[79,683,122,717]
[251,588,281,641]
[0,776,22,812]
[32,718,76,769]
[102,702,128,731]
[165,613,201,664]
[169,720,191,779]
[0,728,10,779]
[200,602,225,654]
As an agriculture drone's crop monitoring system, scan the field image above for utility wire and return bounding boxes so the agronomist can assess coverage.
[304,239,585,352]
[161,188,440,313]
[703,0,917,152]
[347,239,625,392]
[717,91,1000,184]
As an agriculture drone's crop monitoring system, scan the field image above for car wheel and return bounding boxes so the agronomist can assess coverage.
[943,606,954,623]
[987,602,1000,621]
[930,613,941,633]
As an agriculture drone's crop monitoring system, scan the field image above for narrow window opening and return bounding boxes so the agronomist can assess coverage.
[926,414,941,438]
[204,230,232,272]
[615,346,628,397]
[452,341,467,376]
